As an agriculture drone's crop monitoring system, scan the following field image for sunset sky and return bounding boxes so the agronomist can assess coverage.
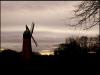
[1,1,99,52]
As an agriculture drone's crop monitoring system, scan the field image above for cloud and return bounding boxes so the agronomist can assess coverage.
[1,1,79,29]
[1,1,79,11]
[1,1,99,51]
[1,1,84,38]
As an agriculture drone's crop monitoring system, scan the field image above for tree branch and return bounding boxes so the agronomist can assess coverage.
[83,22,99,30]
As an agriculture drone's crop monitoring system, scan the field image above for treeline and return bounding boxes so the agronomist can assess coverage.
[54,35,100,57]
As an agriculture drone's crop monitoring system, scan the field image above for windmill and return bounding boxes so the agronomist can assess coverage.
[22,22,38,60]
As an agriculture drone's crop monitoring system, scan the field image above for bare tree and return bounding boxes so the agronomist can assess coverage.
[68,1,100,30]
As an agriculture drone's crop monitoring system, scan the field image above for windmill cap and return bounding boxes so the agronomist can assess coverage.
[26,25,29,30]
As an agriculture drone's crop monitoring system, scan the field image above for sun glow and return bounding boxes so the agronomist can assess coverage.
[39,50,54,55]
[0,48,5,52]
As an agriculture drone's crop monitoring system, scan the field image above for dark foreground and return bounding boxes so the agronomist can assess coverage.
[0,49,100,71]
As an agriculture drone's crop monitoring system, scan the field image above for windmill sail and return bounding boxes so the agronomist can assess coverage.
[30,22,35,34]
[26,24,38,47]
[26,25,30,31]
[32,36,38,47]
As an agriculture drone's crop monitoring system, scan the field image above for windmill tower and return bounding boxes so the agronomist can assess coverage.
[22,22,38,60]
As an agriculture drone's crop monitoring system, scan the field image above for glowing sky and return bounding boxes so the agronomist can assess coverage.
[1,1,99,52]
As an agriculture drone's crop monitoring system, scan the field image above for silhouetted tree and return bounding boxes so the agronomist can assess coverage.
[54,37,88,57]
[96,35,100,56]
[68,1,100,30]
[79,36,88,48]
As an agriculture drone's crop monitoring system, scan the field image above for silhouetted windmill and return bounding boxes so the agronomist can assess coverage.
[22,22,38,60]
